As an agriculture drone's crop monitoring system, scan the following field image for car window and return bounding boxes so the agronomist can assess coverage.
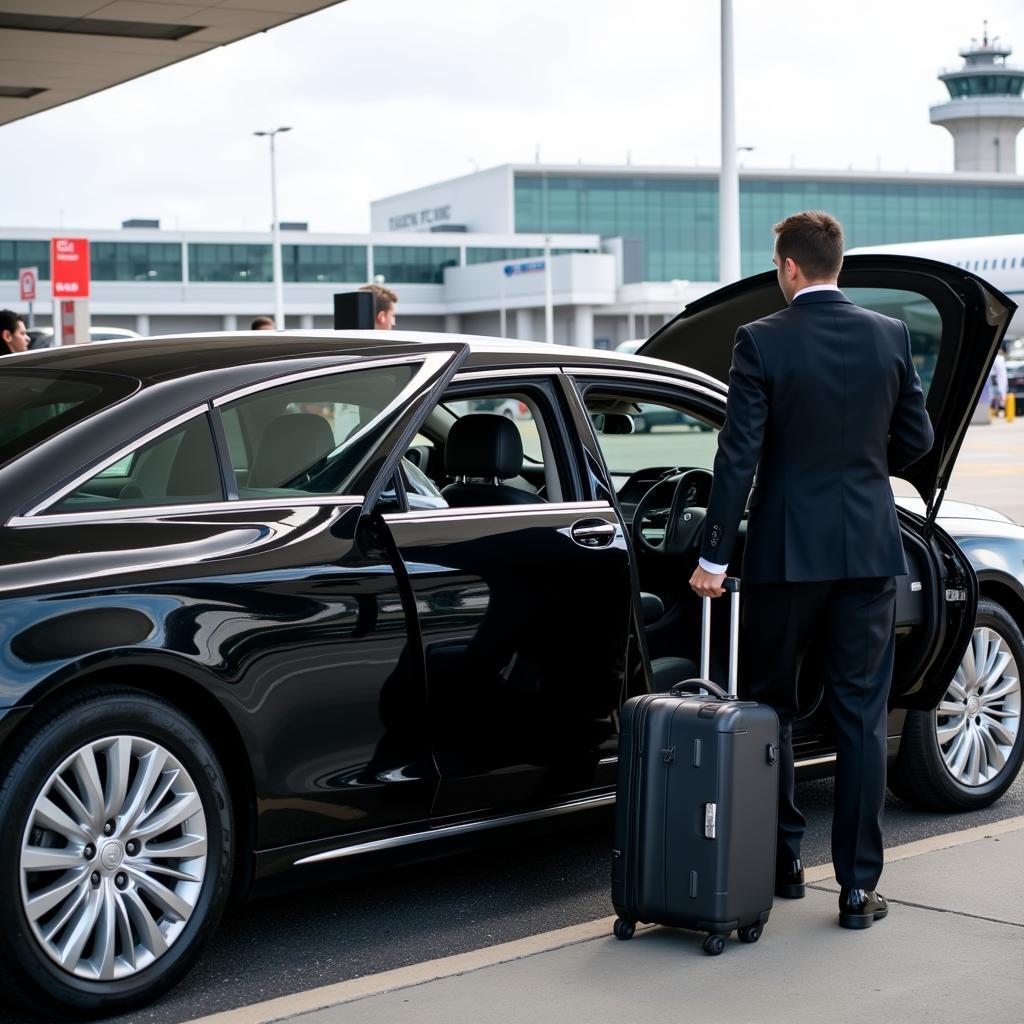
[586,393,719,477]
[52,415,223,511]
[843,288,941,396]
[444,396,543,462]
[220,363,416,499]
[0,370,137,469]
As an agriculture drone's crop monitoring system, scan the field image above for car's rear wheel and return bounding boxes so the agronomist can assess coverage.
[889,598,1024,811]
[0,689,232,1016]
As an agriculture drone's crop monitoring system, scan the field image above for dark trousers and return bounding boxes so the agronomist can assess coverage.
[741,577,897,890]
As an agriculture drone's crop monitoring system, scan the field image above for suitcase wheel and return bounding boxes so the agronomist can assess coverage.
[702,933,726,956]
[737,924,762,944]
[613,917,636,941]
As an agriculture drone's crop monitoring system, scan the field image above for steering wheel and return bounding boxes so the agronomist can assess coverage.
[631,468,714,557]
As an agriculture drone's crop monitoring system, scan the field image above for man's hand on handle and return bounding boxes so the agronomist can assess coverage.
[690,566,727,599]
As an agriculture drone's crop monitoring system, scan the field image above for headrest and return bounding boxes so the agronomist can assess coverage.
[445,414,524,480]
[248,413,335,489]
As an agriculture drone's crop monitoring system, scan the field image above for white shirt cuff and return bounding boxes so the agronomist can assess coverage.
[699,557,729,574]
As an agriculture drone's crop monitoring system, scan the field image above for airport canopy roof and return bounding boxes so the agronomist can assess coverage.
[0,0,344,127]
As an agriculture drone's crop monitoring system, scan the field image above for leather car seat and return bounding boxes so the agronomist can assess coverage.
[248,413,335,489]
[441,414,545,507]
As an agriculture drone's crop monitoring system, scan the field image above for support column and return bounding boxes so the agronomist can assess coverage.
[514,308,533,341]
[444,314,461,334]
[300,314,314,330]
[136,314,150,336]
[572,305,594,349]
[223,314,238,331]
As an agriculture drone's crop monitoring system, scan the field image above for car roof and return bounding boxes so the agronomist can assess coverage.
[7,329,725,393]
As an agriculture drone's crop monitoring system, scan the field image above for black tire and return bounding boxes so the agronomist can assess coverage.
[613,917,635,940]
[0,688,233,1017]
[702,934,725,956]
[889,598,1024,811]
[737,925,761,943]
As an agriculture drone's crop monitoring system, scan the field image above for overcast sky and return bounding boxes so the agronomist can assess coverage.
[2,0,1022,233]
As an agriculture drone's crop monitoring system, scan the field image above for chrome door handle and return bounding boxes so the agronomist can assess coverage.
[570,520,617,547]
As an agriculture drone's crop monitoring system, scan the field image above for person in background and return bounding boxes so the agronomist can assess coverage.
[251,316,275,331]
[991,342,1008,416]
[359,284,398,330]
[0,310,30,354]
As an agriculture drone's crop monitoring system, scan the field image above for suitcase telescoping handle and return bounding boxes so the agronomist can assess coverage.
[700,576,740,697]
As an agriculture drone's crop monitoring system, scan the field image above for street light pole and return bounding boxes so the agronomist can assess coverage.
[718,0,741,284]
[254,126,292,330]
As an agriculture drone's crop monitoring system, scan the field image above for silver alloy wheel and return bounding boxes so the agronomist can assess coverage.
[19,735,208,981]
[936,625,1022,787]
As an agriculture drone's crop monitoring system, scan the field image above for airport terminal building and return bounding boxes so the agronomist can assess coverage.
[4,163,1024,347]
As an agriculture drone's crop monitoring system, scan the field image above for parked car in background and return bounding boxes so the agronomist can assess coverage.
[27,326,142,349]
[0,255,1019,1015]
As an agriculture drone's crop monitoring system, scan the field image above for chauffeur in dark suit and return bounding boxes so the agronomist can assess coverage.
[689,211,934,929]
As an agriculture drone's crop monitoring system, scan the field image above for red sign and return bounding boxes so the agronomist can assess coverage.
[50,237,90,299]
[18,266,38,301]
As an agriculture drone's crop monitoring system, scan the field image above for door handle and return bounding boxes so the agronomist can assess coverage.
[570,519,617,548]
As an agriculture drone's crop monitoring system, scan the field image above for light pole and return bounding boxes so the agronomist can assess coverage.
[254,126,292,330]
[718,0,741,285]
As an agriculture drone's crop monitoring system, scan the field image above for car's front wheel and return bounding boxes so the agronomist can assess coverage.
[890,598,1024,811]
[0,689,232,1016]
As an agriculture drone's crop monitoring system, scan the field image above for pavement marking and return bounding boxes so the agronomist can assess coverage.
[181,815,1024,1024]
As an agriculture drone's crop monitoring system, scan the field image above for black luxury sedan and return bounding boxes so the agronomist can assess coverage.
[0,256,1020,1016]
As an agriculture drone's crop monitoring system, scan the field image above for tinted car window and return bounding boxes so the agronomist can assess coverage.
[221,364,416,499]
[54,415,223,511]
[0,370,137,468]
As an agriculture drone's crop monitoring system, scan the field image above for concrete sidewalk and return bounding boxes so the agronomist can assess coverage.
[188,818,1024,1024]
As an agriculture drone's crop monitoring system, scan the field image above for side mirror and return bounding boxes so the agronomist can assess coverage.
[593,412,635,435]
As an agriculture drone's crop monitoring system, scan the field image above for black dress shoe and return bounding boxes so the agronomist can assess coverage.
[838,888,888,929]
[775,858,805,899]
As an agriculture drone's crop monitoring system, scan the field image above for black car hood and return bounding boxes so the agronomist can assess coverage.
[639,254,1017,516]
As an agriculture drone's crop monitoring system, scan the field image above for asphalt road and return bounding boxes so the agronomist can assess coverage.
[2,772,1020,1024]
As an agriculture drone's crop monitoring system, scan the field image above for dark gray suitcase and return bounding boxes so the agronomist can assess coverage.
[611,578,780,954]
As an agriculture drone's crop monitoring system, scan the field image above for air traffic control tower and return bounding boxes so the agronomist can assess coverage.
[930,24,1024,173]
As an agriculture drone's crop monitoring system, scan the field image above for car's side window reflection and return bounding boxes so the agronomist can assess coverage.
[219,363,415,499]
[586,394,719,479]
[54,415,223,511]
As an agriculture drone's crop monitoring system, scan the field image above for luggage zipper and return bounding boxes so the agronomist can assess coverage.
[626,695,655,915]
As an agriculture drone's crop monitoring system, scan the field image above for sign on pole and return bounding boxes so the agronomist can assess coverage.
[50,237,90,299]
[18,266,37,301]
[18,265,38,328]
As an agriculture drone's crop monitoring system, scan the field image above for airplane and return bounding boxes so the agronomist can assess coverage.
[846,233,1024,341]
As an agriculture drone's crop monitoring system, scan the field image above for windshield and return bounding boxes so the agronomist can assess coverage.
[0,369,138,468]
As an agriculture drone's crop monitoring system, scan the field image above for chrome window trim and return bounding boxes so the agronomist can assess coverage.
[211,352,447,407]
[8,495,366,529]
[20,404,211,519]
[294,792,614,867]
[567,367,726,404]
[382,500,613,524]
[452,367,561,382]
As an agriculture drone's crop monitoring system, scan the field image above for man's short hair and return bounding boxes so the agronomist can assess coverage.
[250,316,275,330]
[773,211,844,279]
[359,283,398,317]
[0,309,24,336]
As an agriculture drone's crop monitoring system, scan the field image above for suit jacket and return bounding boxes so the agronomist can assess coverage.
[700,289,934,583]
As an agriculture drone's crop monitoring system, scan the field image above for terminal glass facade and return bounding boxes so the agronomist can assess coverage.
[0,239,50,280]
[91,242,182,281]
[514,174,1024,280]
[372,245,459,284]
[282,244,367,283]
[189,243,273,282]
